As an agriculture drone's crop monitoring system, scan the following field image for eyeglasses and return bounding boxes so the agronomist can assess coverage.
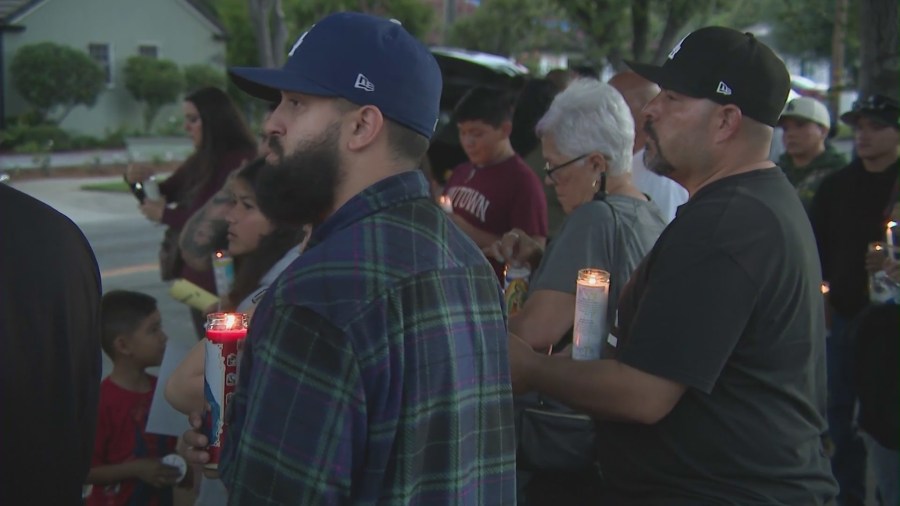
[544,154,588,184]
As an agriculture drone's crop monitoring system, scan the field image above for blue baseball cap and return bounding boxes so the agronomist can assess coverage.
[229,12,443,139]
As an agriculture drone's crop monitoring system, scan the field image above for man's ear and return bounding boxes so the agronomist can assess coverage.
[713,104,743,143]
[346,105,385,152]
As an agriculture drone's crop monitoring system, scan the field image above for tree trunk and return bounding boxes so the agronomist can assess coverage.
[857,0,899,98]
[651,0,693,65]
[829,0,848,121]
[248,0,288,68]
[631,0,649,62]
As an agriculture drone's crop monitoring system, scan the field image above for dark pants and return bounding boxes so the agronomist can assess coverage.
[826,313,867,505]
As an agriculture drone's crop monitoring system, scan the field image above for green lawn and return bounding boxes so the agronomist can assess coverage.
[80,180,131,193]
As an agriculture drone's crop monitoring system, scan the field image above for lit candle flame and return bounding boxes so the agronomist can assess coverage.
[875,244,884,251]
[225,313,237,330]
[588,275,598,285]
[215,250,225,259]
[820,282,830,295]
[889,221,897,229]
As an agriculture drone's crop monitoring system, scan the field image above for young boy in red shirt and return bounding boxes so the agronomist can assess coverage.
[86,290,182,506]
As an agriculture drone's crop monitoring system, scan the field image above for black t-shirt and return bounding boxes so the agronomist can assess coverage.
[599,169,837,505]
[0,185,102,505]
[810,158,899,318]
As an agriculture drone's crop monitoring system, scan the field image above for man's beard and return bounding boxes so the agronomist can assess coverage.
[643,119,676,177]
[256,122,343,227]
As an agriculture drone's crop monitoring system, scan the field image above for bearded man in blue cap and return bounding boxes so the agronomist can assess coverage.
[183,12,516,504]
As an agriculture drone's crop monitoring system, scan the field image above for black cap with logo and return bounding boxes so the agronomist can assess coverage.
[626,26,791,127]
[840,95,900,129]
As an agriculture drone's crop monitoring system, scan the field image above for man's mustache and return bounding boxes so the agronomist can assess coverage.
[268,135,283,157]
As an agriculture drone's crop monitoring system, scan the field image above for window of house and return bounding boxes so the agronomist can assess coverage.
[88,43,112,85]
[138,44,159,59]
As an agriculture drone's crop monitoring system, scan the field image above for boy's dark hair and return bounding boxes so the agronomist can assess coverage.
[453,86,516,127]
[100,290,157,359]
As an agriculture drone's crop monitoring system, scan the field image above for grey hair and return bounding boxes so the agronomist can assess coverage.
[535,78,635,176]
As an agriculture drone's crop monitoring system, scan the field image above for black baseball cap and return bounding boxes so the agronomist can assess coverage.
[840,94,900,129]
[626,26,791,127]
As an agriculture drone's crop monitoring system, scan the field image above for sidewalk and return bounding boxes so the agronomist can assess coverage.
[0,136,192,172]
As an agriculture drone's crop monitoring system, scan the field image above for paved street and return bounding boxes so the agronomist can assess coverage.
[10,176,199,377]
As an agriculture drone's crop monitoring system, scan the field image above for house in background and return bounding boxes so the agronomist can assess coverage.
[0,0,226,135]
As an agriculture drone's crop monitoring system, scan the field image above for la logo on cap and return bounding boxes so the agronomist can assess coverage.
[716,81,733,96]
[289,27,314,56]
[668,34,688,60]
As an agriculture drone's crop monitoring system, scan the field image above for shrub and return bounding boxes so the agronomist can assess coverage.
[0,124,72,151]
[123,56,183,131]
[183,64,226,94]
[10,42,105,124]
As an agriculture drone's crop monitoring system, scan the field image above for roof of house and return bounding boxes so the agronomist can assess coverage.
[0,0,37,23]
[1,0,225,33]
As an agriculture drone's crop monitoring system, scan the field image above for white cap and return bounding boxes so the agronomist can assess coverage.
[778,97,831,129]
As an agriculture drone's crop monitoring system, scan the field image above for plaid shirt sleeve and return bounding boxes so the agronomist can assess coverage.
[221,304,366,505]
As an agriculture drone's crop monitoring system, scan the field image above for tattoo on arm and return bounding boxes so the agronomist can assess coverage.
[179,187,233,272]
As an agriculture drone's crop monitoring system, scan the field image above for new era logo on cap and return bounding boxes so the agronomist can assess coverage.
[354,74,375,92]
[716,81,733,96]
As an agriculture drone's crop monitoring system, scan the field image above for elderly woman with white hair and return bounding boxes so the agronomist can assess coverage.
[489,78,667,353]
[489,77,668,503]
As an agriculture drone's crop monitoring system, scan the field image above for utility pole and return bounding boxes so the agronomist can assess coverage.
[829,0,848,124]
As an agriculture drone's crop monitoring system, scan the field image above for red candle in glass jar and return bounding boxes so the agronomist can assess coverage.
[204,312,247,470]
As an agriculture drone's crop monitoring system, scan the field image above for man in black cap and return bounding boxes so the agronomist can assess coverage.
[810,94,900,506]
[508,26,838,504]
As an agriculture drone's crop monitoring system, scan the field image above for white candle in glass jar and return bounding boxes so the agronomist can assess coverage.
[572,268,610,361]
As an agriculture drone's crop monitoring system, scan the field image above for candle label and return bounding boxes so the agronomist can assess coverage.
[504,265,530,316]
[573,269,610,361]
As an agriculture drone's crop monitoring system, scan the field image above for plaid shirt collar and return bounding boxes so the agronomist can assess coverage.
[308,170,430,249]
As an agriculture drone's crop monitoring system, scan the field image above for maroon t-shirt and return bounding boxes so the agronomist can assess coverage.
[444,154,548,279]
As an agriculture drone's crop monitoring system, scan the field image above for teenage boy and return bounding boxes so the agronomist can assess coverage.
[443,86,549,279]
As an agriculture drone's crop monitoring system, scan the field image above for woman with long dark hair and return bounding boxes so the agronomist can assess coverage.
[127,86,257,337]
[164,159,307,505]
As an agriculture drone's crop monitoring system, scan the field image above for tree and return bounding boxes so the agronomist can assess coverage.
[552,0,772,69]
[183,64,227,94]
[284,0,435,41]
[857,0,898,98]
[446,0,568,56]
[123,56,184,131]
[10,42,105,124]
[248,0,289,68]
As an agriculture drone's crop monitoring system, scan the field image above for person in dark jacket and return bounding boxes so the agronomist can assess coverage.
[810,93,900,506]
